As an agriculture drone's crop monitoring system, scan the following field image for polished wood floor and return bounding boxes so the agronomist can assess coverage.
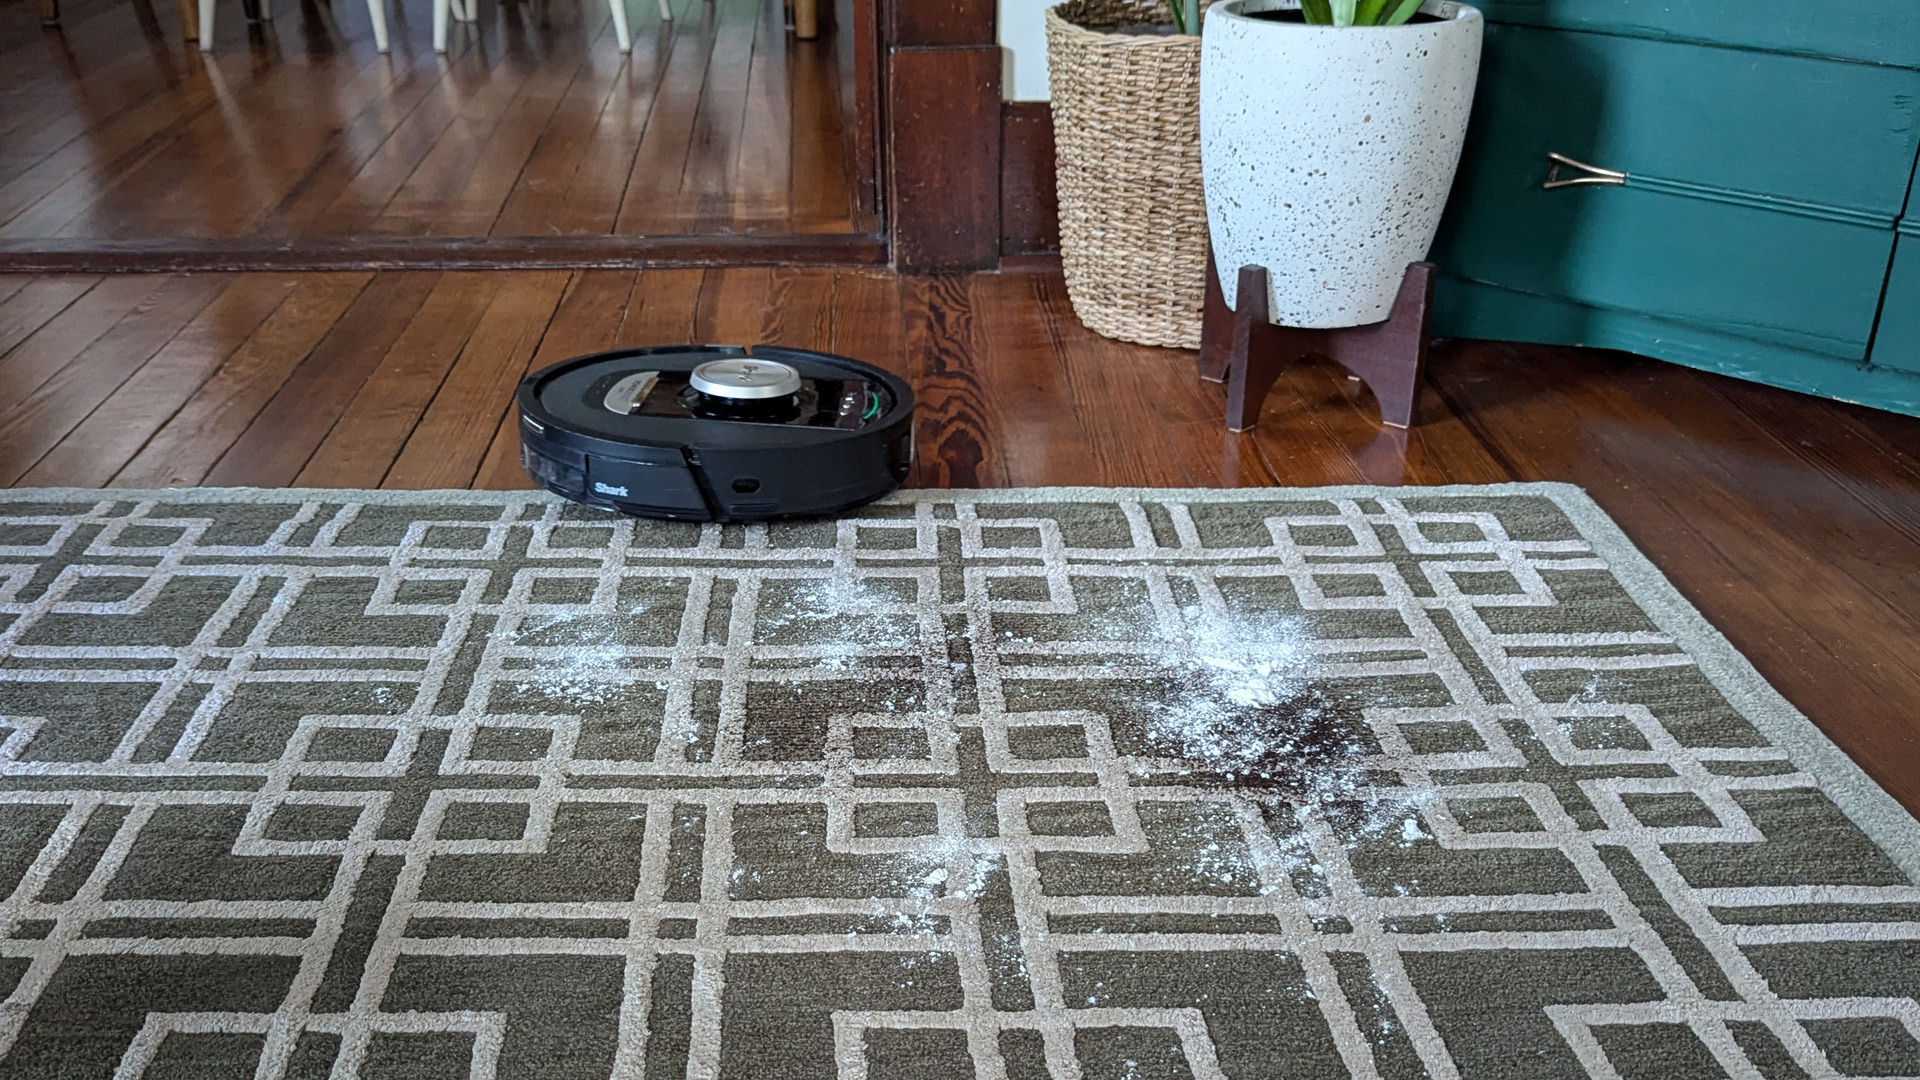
[0,0,858,244]
[3,266,1918,818]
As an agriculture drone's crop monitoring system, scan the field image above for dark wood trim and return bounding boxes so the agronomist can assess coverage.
[888,0,994,47]
[1000,101,1059,258]
[999,252,1065,272]
[0,235,890,273]
[845,0,883,229]
[885,45,1002,272]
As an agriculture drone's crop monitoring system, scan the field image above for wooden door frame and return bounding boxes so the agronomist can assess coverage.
[870,0,1004,271]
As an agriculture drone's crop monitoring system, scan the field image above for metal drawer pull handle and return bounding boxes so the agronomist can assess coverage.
[1543,152,1627,189]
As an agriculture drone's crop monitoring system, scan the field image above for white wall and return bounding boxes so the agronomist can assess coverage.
[998,0,1053,101]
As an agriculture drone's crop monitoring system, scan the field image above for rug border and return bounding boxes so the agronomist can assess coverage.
[7,482,1917,878]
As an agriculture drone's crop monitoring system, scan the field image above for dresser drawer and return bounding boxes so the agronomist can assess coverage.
[1451,25,1920,217]
[1471,0,1920,70]
[1436,183,1894,358]
[1870,228,1920,377]
[1431,26,1914,359]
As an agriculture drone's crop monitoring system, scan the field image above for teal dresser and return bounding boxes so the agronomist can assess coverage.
[1428,1,1920,416]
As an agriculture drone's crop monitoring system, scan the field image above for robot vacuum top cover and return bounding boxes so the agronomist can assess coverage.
[517,345,914,523]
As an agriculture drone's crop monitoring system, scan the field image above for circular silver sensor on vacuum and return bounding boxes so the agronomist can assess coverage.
[690,358,803,400]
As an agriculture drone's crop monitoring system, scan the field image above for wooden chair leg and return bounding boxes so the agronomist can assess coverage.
[173,0,198,39]
[792,0,815,37]
[39,0,60,28]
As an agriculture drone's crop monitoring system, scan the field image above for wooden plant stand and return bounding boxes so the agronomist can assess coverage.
[1198,255,1436,432]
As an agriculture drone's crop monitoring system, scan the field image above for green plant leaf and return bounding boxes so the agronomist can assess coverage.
[1166,0,1185,32]
[1354,0,1390,24]
[1381,0,1425,24]
[1299,0,1333,23]
[1330,0,1357,25]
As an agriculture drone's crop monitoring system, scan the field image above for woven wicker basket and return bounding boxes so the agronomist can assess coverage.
[1046,0,1208,349]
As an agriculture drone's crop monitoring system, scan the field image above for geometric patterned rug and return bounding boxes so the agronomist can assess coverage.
[0,485,1915,1080]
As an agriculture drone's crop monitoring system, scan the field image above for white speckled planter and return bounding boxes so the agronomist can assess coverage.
[1200,0,1482,328]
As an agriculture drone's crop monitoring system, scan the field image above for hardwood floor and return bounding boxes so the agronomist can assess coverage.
[3,266,1918,819]
[0,0,859,244]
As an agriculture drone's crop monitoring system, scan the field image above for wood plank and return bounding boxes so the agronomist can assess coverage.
[202,271,445,487]
[0,64,237,233]
[826,269,903,382]
[549,0,694,235]
[886,46,999,271]
[17,40,399,239]
[789,32,855,234]
[675,0,762,232]
[261,61,464,238]
[109,273,374,487]
[900,274,1006,487]
[471,269,639,489]
[613,0,723,235]
[0,277,31,309]
[0,234,889,273]
[1700,369,1920,545]
[369,47,550,236]
[420,36,608,238]
[756,268,836,348]
[293,272,504,488]
[18,274,304,487]
[1028,272,1215,488]
[0,275,99,360]
[385,269,573,487]
[298,47,513,237]
[1276,347,1512,486]
[65,46,412,240]
[965,271,1102,487]
[728,0,795,230]
[488,25,659,237]
[0,274,228,485]
[615,266,708,345]
[693,266,776,343]
[0,276,173,405]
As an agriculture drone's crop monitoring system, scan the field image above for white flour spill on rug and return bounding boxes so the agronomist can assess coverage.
[499,613,635,708]
[497,568,1432,903]
[1136,602,1432,843]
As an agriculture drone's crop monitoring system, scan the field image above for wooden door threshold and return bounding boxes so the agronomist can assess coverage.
[0,234,890,273]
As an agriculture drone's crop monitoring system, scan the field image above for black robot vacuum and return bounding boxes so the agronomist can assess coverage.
[517,345,913,522]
